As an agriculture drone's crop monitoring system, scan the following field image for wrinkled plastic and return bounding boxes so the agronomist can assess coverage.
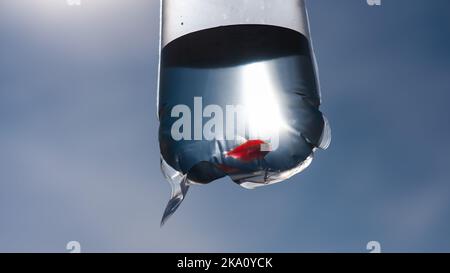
[158,0,330,225]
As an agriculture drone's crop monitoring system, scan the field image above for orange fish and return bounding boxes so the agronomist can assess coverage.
[226,139,270,162]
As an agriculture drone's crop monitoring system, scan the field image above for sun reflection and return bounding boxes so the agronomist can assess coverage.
[241,61,290,150]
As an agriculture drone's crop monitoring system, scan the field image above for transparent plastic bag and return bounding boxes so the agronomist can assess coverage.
[158,0,330,225]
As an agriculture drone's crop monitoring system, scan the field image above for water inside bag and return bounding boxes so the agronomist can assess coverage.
[158,25,331,225]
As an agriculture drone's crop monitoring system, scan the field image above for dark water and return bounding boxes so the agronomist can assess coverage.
[158,24,330,224]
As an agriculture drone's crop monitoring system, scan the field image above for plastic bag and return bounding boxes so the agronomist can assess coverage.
[158,0,330,225]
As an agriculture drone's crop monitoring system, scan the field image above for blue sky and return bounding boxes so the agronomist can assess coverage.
[1,0,450,252]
